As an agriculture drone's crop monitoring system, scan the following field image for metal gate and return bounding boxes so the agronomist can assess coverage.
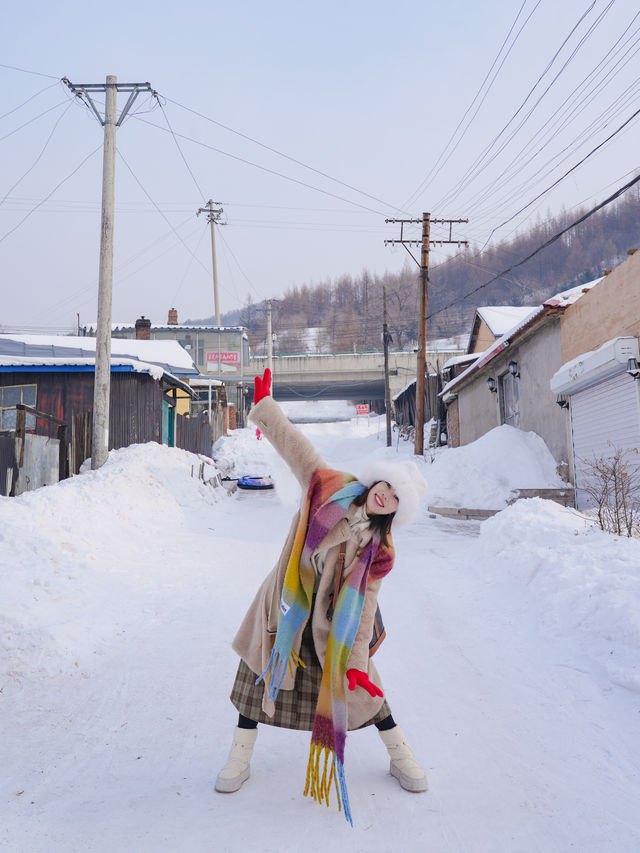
[570,372,640,509]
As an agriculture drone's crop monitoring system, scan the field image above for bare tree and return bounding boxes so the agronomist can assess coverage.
[580,445,640,537]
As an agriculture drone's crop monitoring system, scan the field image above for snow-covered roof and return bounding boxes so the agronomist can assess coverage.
[0,334,198,376]
[0,354,194,393]
[476,306,537,336]
[442,352,481,370]
[441,277,603,396]
[85,323,247,335]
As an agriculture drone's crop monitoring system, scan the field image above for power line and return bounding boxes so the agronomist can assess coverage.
[161,94,406,215]
[402,0,541,210]
[116,148,242,304]
[0,98,70,144]
[0,100,75,207]
[0,144,102,246]
[434,0,604,212]
[427,170,640,320]
[0,80,61,121]
[132,115,388,216]
[0,63,60,80]
[154,95,207,202]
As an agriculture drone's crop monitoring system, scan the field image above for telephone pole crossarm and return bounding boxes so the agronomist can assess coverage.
[63,79,153,126]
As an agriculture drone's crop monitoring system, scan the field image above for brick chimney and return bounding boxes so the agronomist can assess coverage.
[168,308,178,325]
[135,316,151,340]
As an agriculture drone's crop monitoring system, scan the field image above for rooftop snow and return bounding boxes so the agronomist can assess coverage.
[0,334,198,376]
[441,277,603,395]
[477,306,537,336]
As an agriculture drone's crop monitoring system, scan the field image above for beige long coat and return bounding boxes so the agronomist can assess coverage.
[232,397,390,729]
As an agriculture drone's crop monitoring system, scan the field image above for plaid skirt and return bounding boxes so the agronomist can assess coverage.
[230,618,391,731]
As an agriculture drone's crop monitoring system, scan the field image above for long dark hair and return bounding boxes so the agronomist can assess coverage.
[353,486,394,547]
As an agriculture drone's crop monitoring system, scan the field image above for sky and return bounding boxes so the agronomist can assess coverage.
[1,0,639,332]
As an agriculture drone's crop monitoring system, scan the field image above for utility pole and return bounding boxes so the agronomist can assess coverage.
[266,299,273,377]
[382,284,392,447]
[385,213,468,456]
[64,76,153,470]
[196,200,224,325]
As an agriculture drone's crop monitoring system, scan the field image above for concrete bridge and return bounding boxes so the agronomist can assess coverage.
[250,350,463,402]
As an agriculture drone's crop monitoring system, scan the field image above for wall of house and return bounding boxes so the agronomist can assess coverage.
[560,251,640,362]
[514,320,571,468]
[470,320,495,354]
[457,374,501,445]
[456,318,571,472]
[0,370,162,448]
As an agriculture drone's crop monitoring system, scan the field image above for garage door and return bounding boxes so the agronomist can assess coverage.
[571,372,640,510]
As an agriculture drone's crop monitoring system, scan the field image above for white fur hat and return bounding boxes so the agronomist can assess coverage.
[359,459,427,528]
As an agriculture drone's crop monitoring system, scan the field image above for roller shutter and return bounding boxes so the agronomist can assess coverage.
[571,372,640,509]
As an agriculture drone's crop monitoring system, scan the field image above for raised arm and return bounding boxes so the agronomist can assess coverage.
[248,369,326,489]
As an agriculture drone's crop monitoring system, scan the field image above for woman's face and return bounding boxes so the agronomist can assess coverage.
[366,481,399,516]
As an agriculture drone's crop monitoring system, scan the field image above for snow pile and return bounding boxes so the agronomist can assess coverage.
[478,498,640,692]
[0,443,223,686]
[426,424,565,508]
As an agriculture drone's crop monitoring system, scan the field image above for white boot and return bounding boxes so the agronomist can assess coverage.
[378,726,428,793]
[215,726,258,793]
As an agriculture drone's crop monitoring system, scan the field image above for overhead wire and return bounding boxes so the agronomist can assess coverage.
[0,80,61,121]
[0,98,71,144]
[402,0,541,211]
[433,0,603,212]
[426,170,640,321]
[161,94,406,216]
[132,115,388,216]
[0,99,76,208]
[0,63,60,80]
[154,96,207,202]
[116,147,241,303]
[461,14,640,227]
[0,144,102,246]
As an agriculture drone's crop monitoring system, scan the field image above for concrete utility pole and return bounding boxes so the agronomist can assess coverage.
[196,200,224,325]
[385,214,468,456]
[64,76,153,470]
[382,285,392,447]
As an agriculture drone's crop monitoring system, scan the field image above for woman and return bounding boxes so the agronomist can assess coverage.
[216,369,427,824]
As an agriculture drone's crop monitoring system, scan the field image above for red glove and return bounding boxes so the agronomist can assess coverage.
[253,368,272,404]
[347,668,384,698]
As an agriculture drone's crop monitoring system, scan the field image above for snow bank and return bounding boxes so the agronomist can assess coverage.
[0,443,223,687]
[478,498,640,692]
[426,424,564,508]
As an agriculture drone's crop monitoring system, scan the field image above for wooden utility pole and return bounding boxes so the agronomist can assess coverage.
[382,285,392,447]
[196,200,224,325]
[64,76,153,469]
[385,213,468,456]
[266,299,274,388]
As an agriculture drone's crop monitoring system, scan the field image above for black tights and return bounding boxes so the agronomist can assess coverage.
[237,712,397,731]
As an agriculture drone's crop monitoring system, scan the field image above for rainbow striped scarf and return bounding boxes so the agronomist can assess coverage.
[257,468,393,825]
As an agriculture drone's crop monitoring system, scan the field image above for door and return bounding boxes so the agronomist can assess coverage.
[499,372,520,428]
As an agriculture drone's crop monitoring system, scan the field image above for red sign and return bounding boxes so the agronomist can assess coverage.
[356,404,370,415]
[206,351,239,364]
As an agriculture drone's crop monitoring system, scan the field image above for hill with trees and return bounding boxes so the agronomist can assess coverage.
[195,185,640,354]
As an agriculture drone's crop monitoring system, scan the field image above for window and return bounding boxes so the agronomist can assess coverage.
[0,384,37,431]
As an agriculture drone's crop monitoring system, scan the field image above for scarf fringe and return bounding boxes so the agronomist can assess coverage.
[256,646,306,701]
[304,742,353,827]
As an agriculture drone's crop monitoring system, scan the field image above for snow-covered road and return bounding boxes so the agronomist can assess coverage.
[2,414,639,852]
